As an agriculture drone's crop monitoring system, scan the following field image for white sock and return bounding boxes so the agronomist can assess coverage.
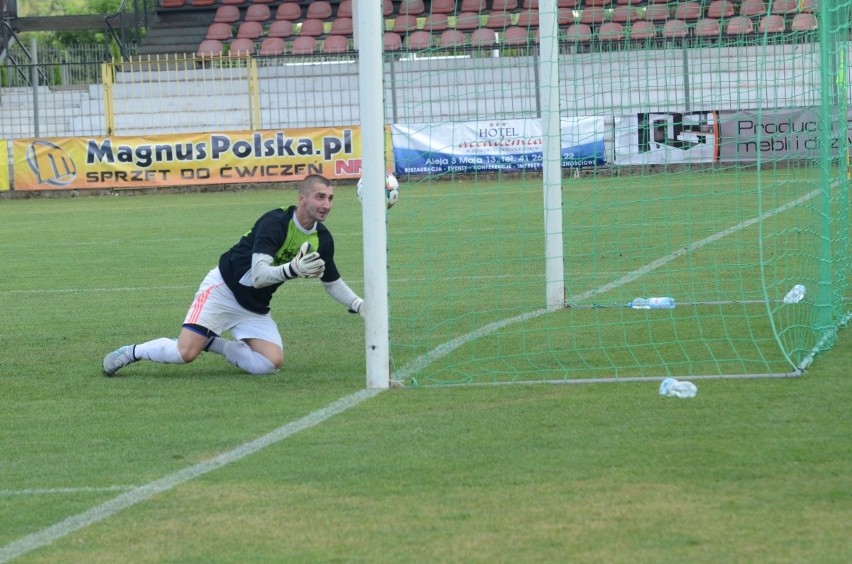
[206,337,278,375]
[134,338,186,364]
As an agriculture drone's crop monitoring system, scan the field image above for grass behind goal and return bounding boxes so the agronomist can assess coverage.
[389,166,848,385]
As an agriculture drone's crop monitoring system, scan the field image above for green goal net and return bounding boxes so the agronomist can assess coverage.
[384,1,851,386]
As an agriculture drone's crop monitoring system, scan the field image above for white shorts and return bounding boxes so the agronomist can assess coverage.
[183,268,284,348]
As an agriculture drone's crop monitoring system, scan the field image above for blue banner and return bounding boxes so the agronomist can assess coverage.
[391,118,606,176]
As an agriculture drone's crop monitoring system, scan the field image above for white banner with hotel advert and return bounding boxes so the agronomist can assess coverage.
[391,117,606,175]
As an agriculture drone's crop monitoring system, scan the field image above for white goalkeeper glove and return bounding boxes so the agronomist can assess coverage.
[283,242,325,279]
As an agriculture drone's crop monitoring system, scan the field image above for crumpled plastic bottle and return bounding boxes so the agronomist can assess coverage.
[783,284,806,304]
[659,377,697,398]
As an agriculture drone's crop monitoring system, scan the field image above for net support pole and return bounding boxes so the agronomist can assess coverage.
[538,0,565,311]
[356,0,390,389]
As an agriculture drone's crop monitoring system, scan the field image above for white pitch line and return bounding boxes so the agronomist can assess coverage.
[0,388,383,563]
[393,189,821,383]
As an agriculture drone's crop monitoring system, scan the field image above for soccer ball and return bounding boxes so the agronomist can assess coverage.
[356,173,399,209]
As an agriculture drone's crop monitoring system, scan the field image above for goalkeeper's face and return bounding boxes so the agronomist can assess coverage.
[300,183,334,224]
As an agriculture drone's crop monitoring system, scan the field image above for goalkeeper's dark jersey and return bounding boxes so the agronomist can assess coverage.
[219,206,340,314]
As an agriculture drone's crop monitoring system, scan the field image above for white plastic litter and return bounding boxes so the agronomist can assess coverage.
[783,284,806,304]
[659,377,698,399]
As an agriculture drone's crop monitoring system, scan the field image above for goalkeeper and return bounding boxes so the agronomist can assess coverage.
[102,174,364,376]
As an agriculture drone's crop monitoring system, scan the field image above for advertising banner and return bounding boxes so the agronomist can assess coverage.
[614,112,719,165]
[11,128,366,191]
[391,117,606,175]
[0,140,9,191]
[717,108,852,162]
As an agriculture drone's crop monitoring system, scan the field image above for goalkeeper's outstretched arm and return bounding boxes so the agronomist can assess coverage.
[322,278,364,317]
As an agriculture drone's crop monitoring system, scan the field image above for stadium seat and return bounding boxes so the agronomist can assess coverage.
[306,1,332,19]
[291,36,318,54]
[597,22,625,41]
[392,15,418,32]
[485,12,512,30]
[191,0,216,7]
[629,20,657,41]
[564,23,592,43]
[739,0,767,18]
[258,37,286,56]
[460,0,486,12]
[439,29,467,48]
[322,35,350,53]
[383,31,403,51]
[220,0,244,5]
[557,0,580,6]
[725,16,754,35]
[694,18,721,37]
[337,0,353,18]
[431,0,456,14]
[383,0,394,16]
[196,39,223,57]
[516,10,539,28]
[771,0,798,14]
[229,38,256,57]
[299,19,326,37]
[398,0,425,16]
[406,30,433,50]
[331,17,354,35]
[674,2,702,21]
[424,14,449,32]
[268,20,294,38]
[644,5,670,22]
[557,8,576,25]
[471,27,497,47]
[580,7,606,25]
[791,13,817,31]
[244,4,271,23]
[251,0,274,4]
[206,23,233,41]
[159,0,185,8]
[662,19,689,38]
[584,0,610,6]
[275,3,302,21]
[707,1,735,19]
[647,0,670,3]
[237,21,263,39]
[612,6,639,23]
[454,12,481,31]
[213,6,240,24]
[758,14,785,33]
[491,0,518,11]
[502,26,529,45]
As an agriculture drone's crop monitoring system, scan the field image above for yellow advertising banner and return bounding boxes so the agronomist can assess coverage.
[11,127,376,191]
[0,140,9,191]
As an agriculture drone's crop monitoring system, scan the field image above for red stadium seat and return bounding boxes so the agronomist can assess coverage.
[406,30,433,50]
[460,0,485,12]
[564,23,592,43]
[598,22,625,41]
[291,36,318,55]
[383,31,403,51]
[470,27,497,47]
[306,1,332,19]
[644,5,670,22]
[237,21,263,39]
[244,4,271,23]
[398,0,425,16]
[791,13,818,32]
[674,2,702,21]
[206,23,233,41]
[580,7,606,25]
[707,1,735,19]
[213,6,240,24]
[268,20,294,38]
[725,16,754,35]
[662,19,689,39]
[424,14,449,31]
[502,26,529,45]
[454,12,481,31]
[439,29,466,48]
[258,37,286,56]
[758,14,785,33]
[694,18,721,37]
[612,5,639,23]
[229,38,256,57]
[485,12,512,30]
[516,10,539,28]
[431,0,456,14]
[739,0,767,18]
[629,20,657,40]
[491,0,518,11]
[299,19,326,37]
[392,15,418,32]
[159,0,186,8]
[337,0,353,18]
[771,0,798,14]
[196,39,223,57]
[275,3,302,21]
[331,17,354,36]
[322,35,350,53]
